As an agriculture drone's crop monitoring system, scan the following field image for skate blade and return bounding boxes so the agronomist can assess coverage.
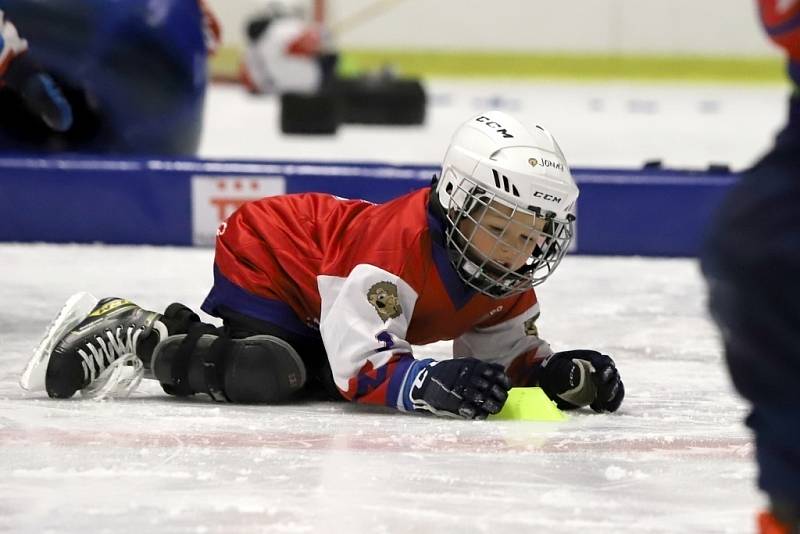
[19,292,99,392]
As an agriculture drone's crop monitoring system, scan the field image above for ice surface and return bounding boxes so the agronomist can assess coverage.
[0,244,760,533]
[2,77,774,532]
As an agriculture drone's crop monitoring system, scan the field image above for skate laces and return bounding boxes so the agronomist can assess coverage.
[80,354,144,400]
[78,325,146,400]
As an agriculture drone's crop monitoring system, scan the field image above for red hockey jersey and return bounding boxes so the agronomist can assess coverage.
[202,188,552,410]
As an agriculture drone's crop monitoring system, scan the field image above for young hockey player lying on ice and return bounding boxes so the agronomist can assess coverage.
[23,111,625,420]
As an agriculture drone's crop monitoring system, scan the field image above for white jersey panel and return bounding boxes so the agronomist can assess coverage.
[452,302,552,368]
[318,264,419,391]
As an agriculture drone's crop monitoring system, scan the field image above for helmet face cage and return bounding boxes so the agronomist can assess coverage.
[443,174,574,298]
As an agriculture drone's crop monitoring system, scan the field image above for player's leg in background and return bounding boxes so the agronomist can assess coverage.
[701,93,800,531]
[0,0,208,155]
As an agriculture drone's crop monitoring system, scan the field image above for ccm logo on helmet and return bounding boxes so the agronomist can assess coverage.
[476,116,513,138]
[534,191,562,203]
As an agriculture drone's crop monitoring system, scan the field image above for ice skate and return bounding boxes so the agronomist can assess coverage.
[22,294,167,399]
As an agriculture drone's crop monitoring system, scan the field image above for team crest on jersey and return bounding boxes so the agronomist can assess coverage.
[367,282,402,322]
[523,315,539,337]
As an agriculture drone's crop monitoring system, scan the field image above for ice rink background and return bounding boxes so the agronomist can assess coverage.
[2,78,789,532]
[199,79,790,170]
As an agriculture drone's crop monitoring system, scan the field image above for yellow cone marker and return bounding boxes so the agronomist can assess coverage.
[489,387,567,422]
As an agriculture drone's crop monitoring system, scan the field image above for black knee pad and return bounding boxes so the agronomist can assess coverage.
[152,331,307,403]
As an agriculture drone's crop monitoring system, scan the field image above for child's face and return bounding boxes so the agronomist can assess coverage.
[457,201,548,273]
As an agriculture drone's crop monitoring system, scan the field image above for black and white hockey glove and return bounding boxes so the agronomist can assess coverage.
[537,350,624,413]
[408,358,512,420]
[0,11,72,132]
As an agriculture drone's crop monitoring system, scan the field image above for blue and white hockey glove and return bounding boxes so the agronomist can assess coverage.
[0,11,72,132]
[537,350,624,413]
[407,357,512,420]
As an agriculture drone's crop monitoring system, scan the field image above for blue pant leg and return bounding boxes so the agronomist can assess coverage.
[702,98,800,504]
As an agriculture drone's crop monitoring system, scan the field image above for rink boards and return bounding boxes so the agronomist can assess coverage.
[0,155,738,256]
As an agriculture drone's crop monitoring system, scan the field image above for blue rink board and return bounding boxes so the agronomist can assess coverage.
[0,156,739,256]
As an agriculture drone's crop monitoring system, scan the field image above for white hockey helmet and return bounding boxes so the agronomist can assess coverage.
[434,111,579,297]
